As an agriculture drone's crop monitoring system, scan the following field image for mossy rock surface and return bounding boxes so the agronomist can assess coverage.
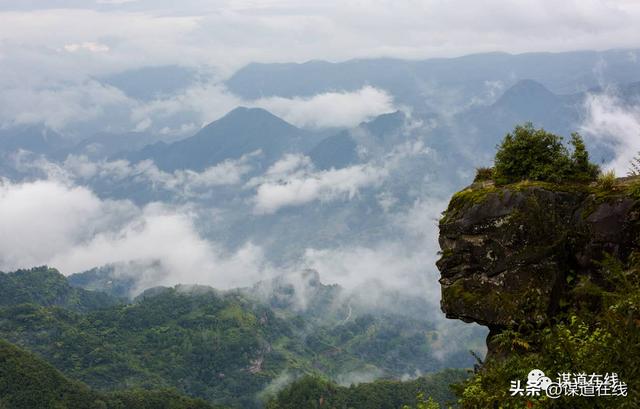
[437,177,640,352]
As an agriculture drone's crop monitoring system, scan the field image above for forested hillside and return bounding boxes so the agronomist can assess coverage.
[0,339,222,409]
[0,267,468,408]
[265,370,466,409]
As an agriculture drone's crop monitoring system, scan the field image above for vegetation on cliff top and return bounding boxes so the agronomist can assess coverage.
[477,123,600,185]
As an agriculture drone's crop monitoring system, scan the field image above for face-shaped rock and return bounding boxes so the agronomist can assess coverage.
[437,186,582,327]
[437,182,639,330]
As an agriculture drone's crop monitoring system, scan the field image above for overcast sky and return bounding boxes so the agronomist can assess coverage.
[2,0,640,79]
[1,0,639,134]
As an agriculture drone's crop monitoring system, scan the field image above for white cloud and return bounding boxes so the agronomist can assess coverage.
[64,41,110,53]
[263,153,312,178]
[253,86,396,128]
[114,157,255,195]
[48,203,268,291]
[250,139,431,214]
[11,151,257,198]
[580,91,640,174]
[251,155,387,214]
[0,80,131,131]
[129,82,242,130]
[301,198,445,297]
[0,178,132,271]
[294,196,488,361]
[129,84,396,133]
[0,178,270,291]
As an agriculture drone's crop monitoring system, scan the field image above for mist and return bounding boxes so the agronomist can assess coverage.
[581,90,640,174]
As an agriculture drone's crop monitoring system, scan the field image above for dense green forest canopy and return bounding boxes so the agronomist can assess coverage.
[0,339,221,409]
[0,266,468,408]
[265,371,467,409]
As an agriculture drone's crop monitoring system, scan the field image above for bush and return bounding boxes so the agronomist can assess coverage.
[473,167,494,182]
[493,123,599,185]
[629,152,640,176]
[597,170,617,190]
[628,181,640,199]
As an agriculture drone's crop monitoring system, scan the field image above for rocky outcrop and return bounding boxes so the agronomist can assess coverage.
[436,178,640,353]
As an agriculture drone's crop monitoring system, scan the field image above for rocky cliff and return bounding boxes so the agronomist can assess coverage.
[436,178,640,356]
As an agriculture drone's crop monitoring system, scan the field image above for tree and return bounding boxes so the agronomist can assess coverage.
[570,132,599,180]
[628,152,640,176]
[493,123,599,184]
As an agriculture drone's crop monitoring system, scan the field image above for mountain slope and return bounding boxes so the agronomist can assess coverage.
[0,267,120,312]
[307,131,358,170]
[456,79,580,150]
[0,286,291,408]
[68,265,139,299]
[101,65,200,101]
[0,338,99,409]
[63,131,159,160]
[127,107,313,172]
[360,110,406,141]
[265,370,468,409]
[0,338,221,409]
[3,267,481,408]
[0,124,68,156]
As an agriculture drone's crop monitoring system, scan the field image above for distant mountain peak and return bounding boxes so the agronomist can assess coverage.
[126,106,307,171]
[360,110,406,136]
[493,79,560,113]
[208,106,298,131]
[497,79,556,102]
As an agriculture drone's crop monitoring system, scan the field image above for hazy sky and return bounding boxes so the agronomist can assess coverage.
[1,0,640,79]
[1,0,639,303]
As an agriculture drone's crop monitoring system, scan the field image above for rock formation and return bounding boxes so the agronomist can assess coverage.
[436,178,640,356]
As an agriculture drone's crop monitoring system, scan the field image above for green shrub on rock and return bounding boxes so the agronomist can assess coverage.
[493,123,599,185]
[473,167,494,182]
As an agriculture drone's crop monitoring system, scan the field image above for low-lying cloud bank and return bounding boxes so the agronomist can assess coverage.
[0,147,441,302]
[12,150,258,199]
[302,197,445,299]
[251,159,387,214]
[581,91,640,174]
[253,86,396,129]
[0,175,444,304]
[133,84,397,132]
[2,78,397,136]
[0,178,270,291]
[249,140,431,214]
